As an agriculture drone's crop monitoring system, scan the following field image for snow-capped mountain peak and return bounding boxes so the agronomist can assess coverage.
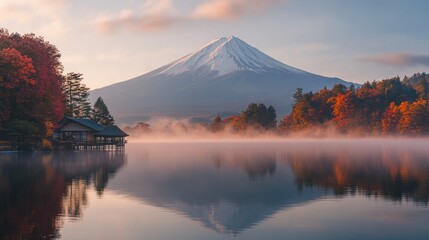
[159,36,305,76]
[91,36,352,123]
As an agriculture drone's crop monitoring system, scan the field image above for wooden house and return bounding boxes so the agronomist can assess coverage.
[54,118,129,150]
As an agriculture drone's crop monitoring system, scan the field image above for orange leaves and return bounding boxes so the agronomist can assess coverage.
[397,99,429,134]
[280,76,429,135]
[330,92,357,129]
[381,103,400,133]
[223,115,246,132]
[381,99,429,135]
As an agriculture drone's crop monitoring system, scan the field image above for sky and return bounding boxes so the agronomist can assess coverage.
[1,0,429,89]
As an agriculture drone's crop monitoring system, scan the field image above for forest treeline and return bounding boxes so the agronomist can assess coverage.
[209,73,429,136]
[279,73,429,135]
[0,29,114,149]
[210,103,277,132]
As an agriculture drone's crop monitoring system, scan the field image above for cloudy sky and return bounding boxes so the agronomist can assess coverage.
[1,0,428,89]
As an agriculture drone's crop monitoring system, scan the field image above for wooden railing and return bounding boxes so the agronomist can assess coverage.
[56,139,127,146]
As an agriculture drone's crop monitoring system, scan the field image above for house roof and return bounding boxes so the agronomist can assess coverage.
[94,126,129,137]
[58,118,129,137]
[64,117,104,131]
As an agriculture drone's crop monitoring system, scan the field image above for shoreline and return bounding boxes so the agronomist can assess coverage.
[0,150,19,154]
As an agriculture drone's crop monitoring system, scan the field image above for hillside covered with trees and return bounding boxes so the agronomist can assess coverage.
[0,29,115,150]
[204,73,429,136]
[278,73,429,135]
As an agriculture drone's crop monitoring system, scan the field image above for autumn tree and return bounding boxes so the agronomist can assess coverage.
[91,97,115,126]
[311,87,337,121]
[280,74,429,135]
[223,115,246,132]
[397,99,429,134]
[0,29,64,124]
[278,115,294,133]
[0,48,36,130]
[280,84,348,133]
[287,95,316,130]
[330,92,359,130]
[0,29,65,145]
[381,103,401,134]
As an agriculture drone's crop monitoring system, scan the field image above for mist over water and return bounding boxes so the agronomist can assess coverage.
[124,118,362,142]
[124,117,419,142]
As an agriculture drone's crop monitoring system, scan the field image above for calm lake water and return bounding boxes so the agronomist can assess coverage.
[1,139,429,240]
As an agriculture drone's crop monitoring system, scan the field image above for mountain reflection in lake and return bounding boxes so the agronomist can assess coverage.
[1,139,429,240]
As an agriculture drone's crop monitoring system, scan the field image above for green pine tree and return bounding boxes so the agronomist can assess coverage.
[78,85,92,118]
[91,97,115,126]
[265,105,277,130]
[242,103,277,130]
[62,72,91,118]
[293,88,303,103]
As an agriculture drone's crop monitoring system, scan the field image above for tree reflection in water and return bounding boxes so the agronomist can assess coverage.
[211,142,429,204]
[282,142,429,204]
[0,151,125,240]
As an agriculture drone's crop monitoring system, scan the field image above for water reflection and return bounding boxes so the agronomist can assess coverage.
[282,141,429,203]
[109,141,429,235]
[109,144,324,235]
[1,140,429,239]
[212,150,277,180]
[0,151,125,240]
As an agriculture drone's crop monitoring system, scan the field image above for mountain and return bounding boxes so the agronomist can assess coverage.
[91,36,353,124]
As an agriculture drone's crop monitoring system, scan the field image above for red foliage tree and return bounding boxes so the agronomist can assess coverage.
[0,48,36,128]
[0,29,65,137]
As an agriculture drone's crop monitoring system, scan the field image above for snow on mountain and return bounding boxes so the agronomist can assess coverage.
[91,36,354,124]
[160,36,305,76]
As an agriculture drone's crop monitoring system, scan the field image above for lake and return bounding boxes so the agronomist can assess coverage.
[1,139,428,240]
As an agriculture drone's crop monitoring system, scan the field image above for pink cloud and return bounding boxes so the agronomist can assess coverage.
[193,0,287,20]
[93,0,287,34]
[94,13,176,34]
[0,0,69,37]
[363,53,429,67]
[0,0,68,21]
[93,0,179,33]
[0,5,31,22]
